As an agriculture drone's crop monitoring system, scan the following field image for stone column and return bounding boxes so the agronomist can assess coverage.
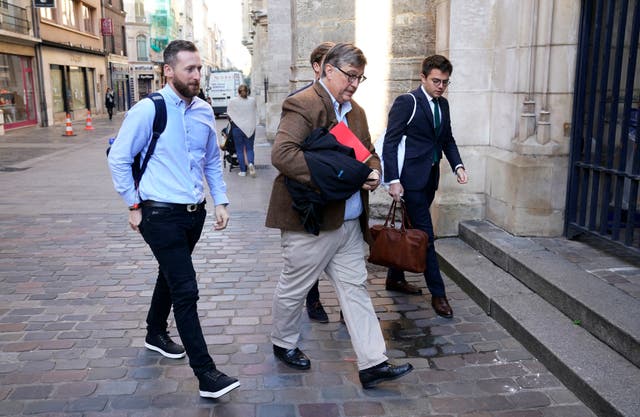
[263,0,293,141]
[440,0,579,236]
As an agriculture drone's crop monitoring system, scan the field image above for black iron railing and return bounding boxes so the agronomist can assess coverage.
[566,0,640,250]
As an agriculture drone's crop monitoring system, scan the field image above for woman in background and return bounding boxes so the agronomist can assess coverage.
[226,84,257,177]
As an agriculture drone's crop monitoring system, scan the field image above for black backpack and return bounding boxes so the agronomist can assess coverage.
[107,92,167,188]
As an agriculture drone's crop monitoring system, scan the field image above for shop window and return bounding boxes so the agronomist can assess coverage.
[87,68,95,110]
[50,65,64,113]
[69,66,85,111]
[0,54,36,127]
[0,54,21,123]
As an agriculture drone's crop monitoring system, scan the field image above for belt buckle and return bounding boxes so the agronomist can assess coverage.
[186,204,198,212]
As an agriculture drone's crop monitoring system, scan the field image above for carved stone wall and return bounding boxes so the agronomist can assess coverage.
[247,0,581,237]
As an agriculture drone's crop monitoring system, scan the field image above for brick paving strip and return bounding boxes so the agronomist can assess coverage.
[0,126,596,416]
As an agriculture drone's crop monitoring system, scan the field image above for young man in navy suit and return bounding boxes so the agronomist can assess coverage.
[382,54,468,318]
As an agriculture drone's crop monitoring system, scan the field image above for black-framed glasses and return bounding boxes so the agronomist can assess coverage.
[334,66,367,84]
[431,78,452,87]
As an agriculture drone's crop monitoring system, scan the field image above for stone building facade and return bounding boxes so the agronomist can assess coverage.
[244,0,582,238]
[38,0,108,124]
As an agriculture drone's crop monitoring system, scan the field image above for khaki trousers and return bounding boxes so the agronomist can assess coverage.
[271,220,388,370]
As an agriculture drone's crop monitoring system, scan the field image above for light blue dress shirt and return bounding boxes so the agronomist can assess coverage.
[318,79,363,221]
[108,85,228,207]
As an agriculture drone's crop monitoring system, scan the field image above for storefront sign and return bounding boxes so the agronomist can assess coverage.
[133,65,154,71]
[101,18,113,36]
[34,0,55,7]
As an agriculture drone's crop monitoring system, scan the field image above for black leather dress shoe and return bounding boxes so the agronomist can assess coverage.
[307,301,329,323]
[358,361,413,389]
[432,296,453,318]
[273,345,310,370]
[385,279,423,295]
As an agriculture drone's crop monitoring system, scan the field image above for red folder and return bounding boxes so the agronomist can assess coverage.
[330,121,372,163]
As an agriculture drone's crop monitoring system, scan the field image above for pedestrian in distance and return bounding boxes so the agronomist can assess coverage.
[288,41,335,324]
[226,84,257,177]
[266,42,414,389]
[382,54,468,318]
[107,39,240,399]
[105,87,115,120]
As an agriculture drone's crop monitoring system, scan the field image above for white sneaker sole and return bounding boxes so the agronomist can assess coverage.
[199,381,241,399]
[144,342,186,359]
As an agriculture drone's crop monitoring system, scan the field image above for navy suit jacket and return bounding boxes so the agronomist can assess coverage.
[382,87,463,191]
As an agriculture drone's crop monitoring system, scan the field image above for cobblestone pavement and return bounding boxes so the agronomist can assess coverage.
[0,116,596,416]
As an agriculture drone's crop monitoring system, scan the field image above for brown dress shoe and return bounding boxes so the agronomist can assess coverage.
[385,279,423,295]
[431,296,453,318]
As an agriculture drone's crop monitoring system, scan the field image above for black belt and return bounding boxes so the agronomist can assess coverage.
[142,200,205,213]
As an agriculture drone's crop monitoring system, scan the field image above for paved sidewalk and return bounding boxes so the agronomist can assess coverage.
[0,116,596,416]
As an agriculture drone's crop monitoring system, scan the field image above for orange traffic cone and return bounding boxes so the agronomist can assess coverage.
[84,109,95,130]
[62,113,76,136]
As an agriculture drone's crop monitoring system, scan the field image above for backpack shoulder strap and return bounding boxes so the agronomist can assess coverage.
[149,92,167,139]
[134,93,167,187]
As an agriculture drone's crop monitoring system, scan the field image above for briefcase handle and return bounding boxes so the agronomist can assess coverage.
[384,200,415,232]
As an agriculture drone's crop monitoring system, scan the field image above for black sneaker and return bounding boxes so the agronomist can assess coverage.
[198,369,241,398]
[307,301,329,323]
[144,332,186,359]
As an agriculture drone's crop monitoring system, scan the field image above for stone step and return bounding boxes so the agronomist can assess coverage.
[458,220,640,369]
[436,236,640,417]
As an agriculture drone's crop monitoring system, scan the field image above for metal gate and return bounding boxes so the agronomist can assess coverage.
[565,0,640,250]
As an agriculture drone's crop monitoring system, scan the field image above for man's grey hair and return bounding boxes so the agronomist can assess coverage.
[321,43,367,77]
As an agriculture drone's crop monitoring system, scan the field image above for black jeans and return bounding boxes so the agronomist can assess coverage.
[306,280,320,305]
[139,204,214,376]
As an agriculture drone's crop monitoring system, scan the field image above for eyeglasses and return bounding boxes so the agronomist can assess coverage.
[334,66,367,84]
[431,78,452,87]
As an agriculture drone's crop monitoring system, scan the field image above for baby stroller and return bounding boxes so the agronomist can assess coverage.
[220,122,240,171]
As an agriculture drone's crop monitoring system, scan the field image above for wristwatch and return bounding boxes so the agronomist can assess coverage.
[128,203,141,211]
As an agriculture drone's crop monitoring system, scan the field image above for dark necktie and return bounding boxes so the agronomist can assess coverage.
[433,98,441,133]
[433,98,440,163]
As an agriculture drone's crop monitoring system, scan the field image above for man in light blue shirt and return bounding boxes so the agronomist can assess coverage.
[107,40,239,399]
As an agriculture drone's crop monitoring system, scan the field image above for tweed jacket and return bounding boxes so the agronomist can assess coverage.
[265,82,381,242]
